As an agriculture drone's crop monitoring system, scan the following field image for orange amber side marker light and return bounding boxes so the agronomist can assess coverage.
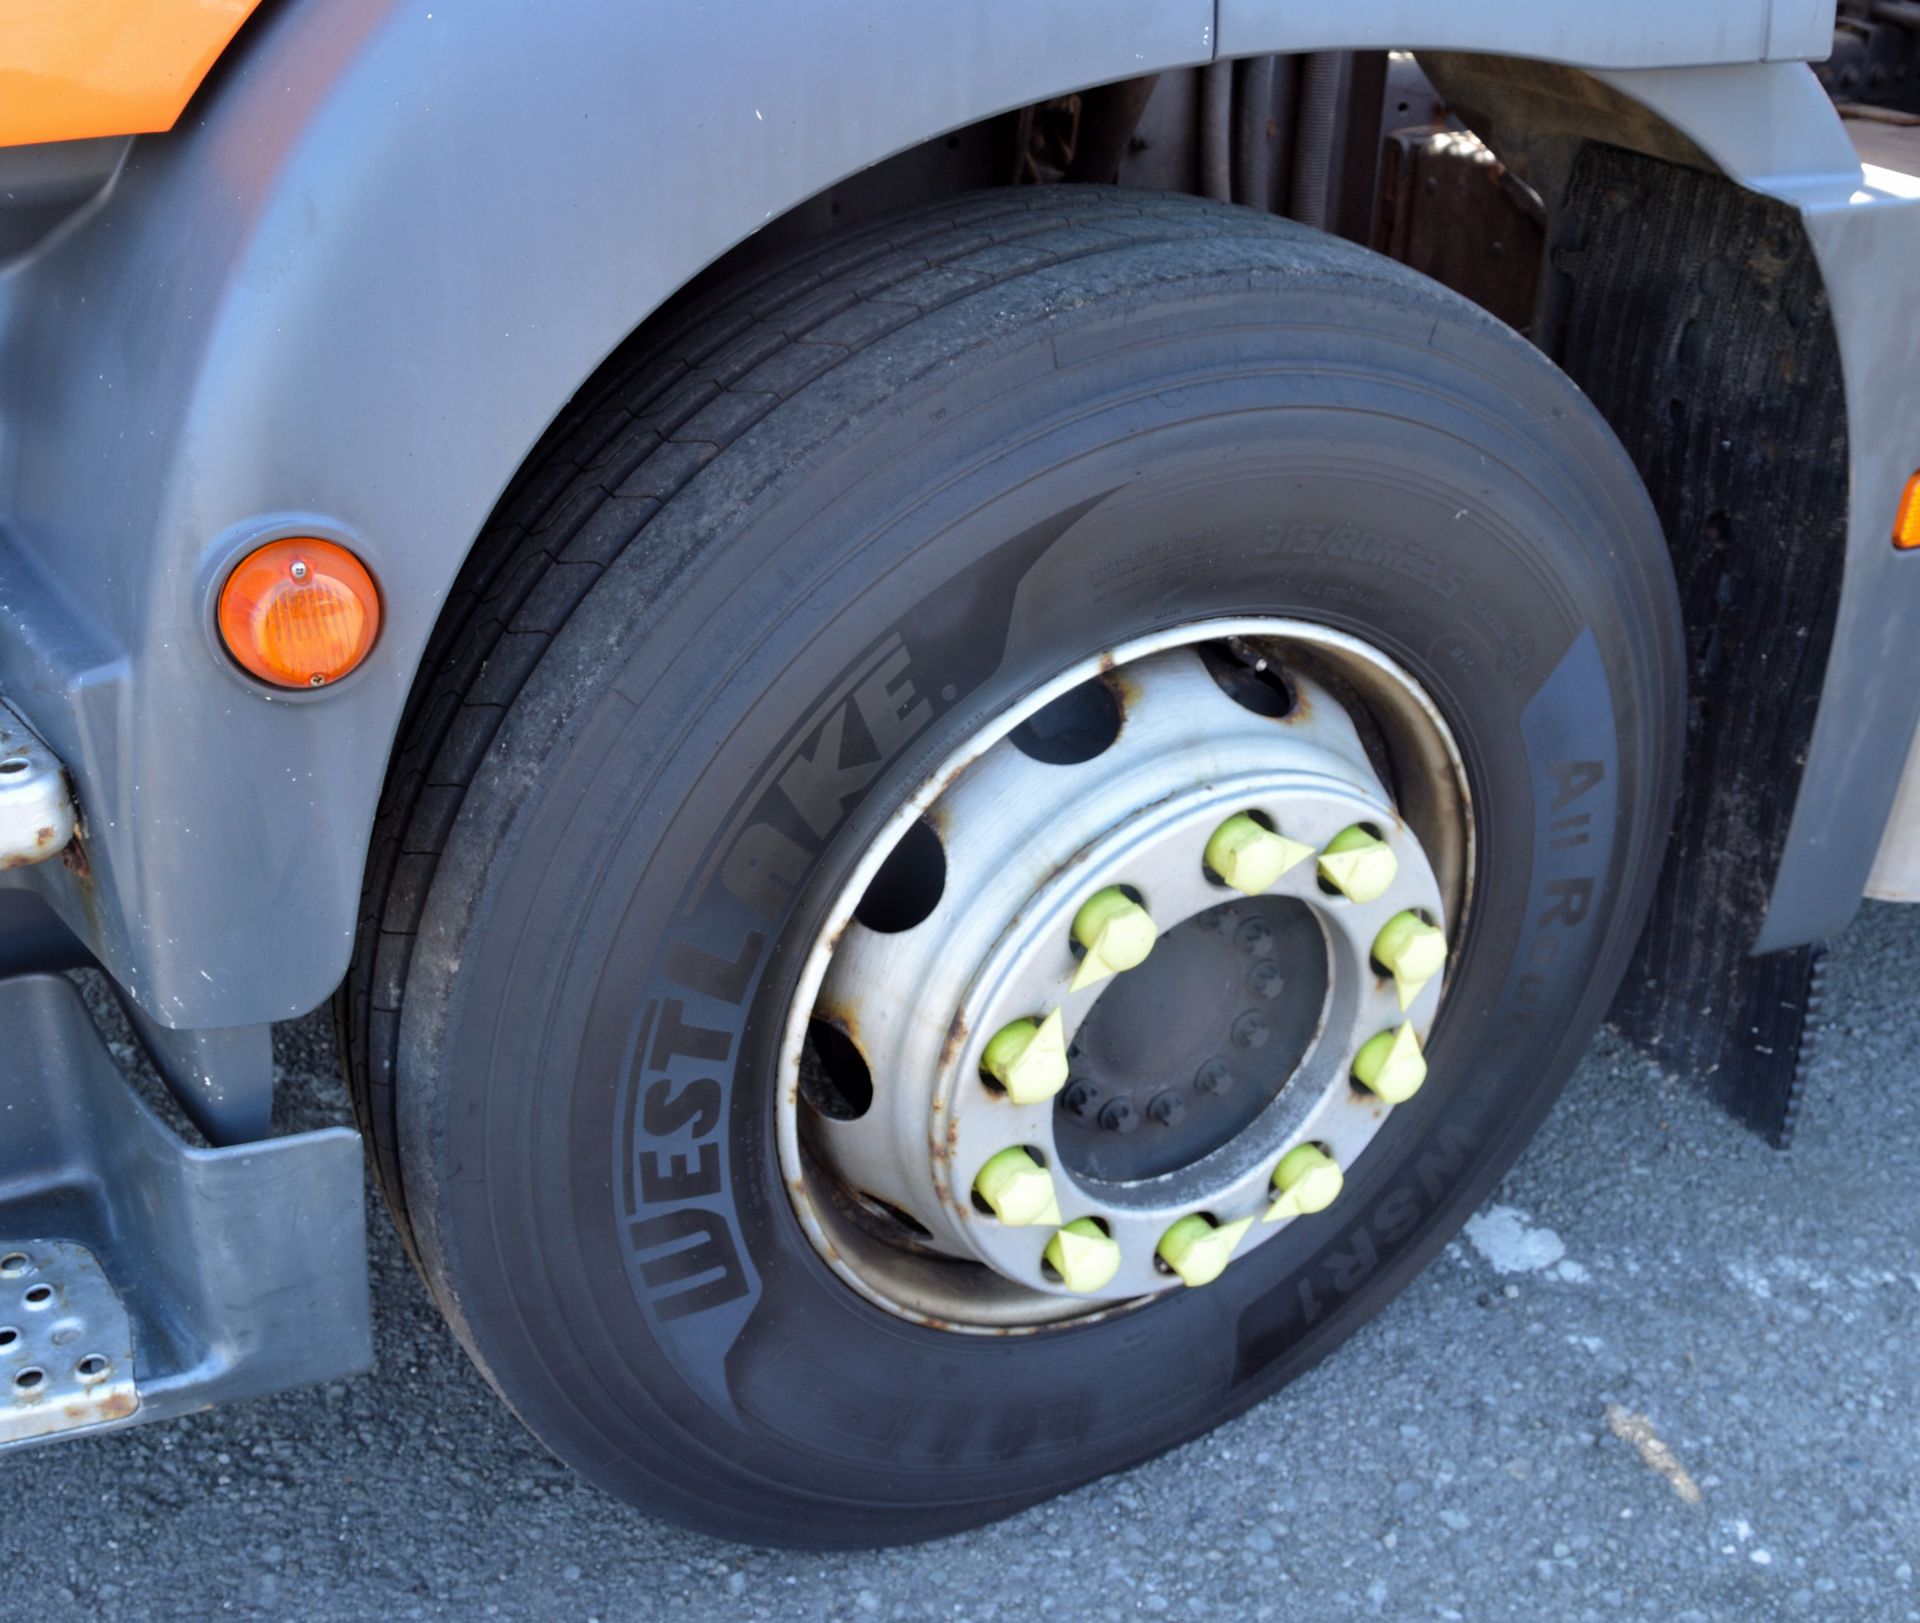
[218,538,380,689]
[1896,472,1920,551]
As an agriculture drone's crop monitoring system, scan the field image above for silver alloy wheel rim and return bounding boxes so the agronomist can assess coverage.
[777,619,1473,1331]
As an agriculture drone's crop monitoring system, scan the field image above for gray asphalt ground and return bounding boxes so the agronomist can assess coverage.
[5,904,1919,1621]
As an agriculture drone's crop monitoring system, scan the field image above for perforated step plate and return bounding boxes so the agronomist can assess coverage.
[1,1241,137,1443]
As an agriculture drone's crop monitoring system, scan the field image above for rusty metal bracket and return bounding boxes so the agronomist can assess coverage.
[0,700,73,870]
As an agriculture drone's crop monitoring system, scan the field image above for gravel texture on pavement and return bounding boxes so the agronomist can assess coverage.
[3,903,1918,1621]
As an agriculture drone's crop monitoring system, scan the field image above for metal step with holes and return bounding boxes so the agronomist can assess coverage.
[2,1241,138,1441]
[0,974,370,1450]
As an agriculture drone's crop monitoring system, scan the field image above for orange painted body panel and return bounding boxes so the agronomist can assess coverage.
[0,0,262,148]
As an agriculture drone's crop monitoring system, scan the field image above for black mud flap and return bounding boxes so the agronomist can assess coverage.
[1545,144,1846,1148]
[1608,940,1827,1149]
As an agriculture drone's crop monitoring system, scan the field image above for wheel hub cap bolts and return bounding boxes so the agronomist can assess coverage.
[1317,825,1398,903]
[1372,910,1447,1008]
[1156,1214,1256,1287]
[1352,1022,1428,1104]
[982,1009,1070,1104]
[1046,1218,1122,1292]
[1204,813,1313,897]
[972,1147,1062,1227]
[1266,1143,1343,1221]
[1070,887,1158,991]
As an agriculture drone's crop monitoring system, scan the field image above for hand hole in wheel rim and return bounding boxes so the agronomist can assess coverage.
[800,1017,873,1120]
[853,1193,932,1241]
[1009,675,1123,764]
[853,818,946,933]
[1197,641,1296,718]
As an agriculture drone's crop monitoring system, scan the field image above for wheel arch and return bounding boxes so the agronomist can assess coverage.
[0,0,1909,1033]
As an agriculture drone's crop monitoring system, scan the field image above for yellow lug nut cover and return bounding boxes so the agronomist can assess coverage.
[1316,825,1399,903]
[1069,887,1157,992]
[981,1009,1070,1104]
[1204,813,1314,897]
[1156,1213,1255,1288]
[1352,1022,1429,1104]
[1045,1218,1122,1293]
[1372,910,1447,1009]
[972,1147,1062,1228]
[1266,1143,1344,1222]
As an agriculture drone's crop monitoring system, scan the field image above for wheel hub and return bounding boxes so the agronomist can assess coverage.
[1058,893,1329,1183]
[778,622,1469,1328]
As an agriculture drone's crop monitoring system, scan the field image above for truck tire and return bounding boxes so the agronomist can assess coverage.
[341,188,1681,1546]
